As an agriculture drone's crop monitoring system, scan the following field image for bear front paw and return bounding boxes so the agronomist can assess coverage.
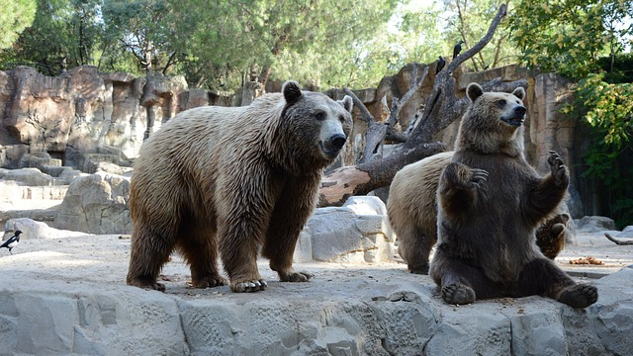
[441,283,476,305]
[191,275,228,288]
[467,168,489,190]
[230,279,268,293]
[558,284,598,308]
[547,151,569,187]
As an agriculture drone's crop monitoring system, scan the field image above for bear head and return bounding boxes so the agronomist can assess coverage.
[278,81,354,171]
[454,82,527,156]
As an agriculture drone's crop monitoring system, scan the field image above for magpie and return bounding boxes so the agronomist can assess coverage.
[453,40,465,59]
[1,230,22,255]
[436,56,446,74]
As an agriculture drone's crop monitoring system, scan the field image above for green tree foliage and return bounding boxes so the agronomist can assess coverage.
[2,0,102,75]
[563,74,633,227]
[0,0,37,49]
[509,0,633,79]
[170,0,400,90]
[101,0,178,74]
[512,0,633,225]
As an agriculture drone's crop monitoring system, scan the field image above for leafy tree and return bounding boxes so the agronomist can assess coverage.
[101,0,178,74]
[511,0,633,226]
[0,0,37,49]
[508,0,633,79]
[169,0,400,90]
[562,74,633,227]
[2,0,102,75]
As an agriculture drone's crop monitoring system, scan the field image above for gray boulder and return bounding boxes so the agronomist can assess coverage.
[53,172,131,234]
[575,216,617,233]
[302,196,395,263]
[4,218,88,240]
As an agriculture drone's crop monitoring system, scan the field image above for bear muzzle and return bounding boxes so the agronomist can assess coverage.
[501,105,527,127]
[320,133,347,159]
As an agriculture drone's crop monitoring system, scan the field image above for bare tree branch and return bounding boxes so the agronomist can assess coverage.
[318,4,514,207]
[605,233,633,245]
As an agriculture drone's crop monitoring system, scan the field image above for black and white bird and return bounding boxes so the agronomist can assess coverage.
[1,230,22,255]
[436,56,446,74]
[453,40,465,60]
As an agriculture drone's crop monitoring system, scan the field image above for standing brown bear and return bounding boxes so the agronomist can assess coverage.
[429,82,597,308]
[126,81,353,293]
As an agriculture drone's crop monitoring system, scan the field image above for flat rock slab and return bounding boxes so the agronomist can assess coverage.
[0,232,632,356]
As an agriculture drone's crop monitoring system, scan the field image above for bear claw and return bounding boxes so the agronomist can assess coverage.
[467,168,488,189]
[442,283,476,305]
[547,151,569,186]
[231,279,268,293]
[558,284,598,308]
[127,277,166,292]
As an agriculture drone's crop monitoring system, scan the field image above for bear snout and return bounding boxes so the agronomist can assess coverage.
[330,133,347,150]
[514,106,526,116]
[320,133,347,159]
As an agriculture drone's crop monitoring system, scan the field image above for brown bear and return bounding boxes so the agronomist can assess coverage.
[388,151,572,274]
[126,81,353,293]
[428,82,597,307]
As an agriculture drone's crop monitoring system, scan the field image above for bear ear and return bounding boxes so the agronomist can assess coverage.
[467,83,484,102]
[338,95,353,113]
[282,80,303,105]
[512,86,526,101]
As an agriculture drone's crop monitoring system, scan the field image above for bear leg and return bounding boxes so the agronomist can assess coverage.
[220,230,267,293]
[127,225,175,292]
[431,254,501,305]
[397,225,435,275]
[177,226,227,288]
[518,258,598,308]
[263,176,319,283]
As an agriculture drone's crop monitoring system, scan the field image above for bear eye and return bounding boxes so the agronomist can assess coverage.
[497,99,507,107]
[315,111,326,121]
[339,114,346,123]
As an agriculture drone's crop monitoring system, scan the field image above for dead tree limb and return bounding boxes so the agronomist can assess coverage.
[604,233,633,245]
[346,62,427,164]
[318,4,512,207]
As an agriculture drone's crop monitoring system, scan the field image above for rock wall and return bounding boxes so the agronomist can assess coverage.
[0,64,590,215]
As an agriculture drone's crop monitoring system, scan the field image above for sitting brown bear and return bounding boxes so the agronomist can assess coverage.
[429,83,597,307]
[388,151,572,274]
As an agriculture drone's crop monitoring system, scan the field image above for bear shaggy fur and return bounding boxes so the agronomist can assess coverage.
[427,82,597,307]
[388,151,572,274]
[126,81,353,293]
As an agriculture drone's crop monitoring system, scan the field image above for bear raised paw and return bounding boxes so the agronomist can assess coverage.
[426,82,597,308]
[126,81,353,293]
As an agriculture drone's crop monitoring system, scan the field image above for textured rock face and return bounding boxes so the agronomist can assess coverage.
[0,66,189,168]
[0,261,630,356]
[53,172,131,234]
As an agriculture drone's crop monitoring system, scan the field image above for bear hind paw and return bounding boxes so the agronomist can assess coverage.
[441,283,476,305]
[230,279,268,293]
[127,277,166,292]
[279,270,315,282]
[558,284,598,308]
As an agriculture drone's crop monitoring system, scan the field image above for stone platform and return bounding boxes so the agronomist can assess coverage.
[0,230,632,356]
